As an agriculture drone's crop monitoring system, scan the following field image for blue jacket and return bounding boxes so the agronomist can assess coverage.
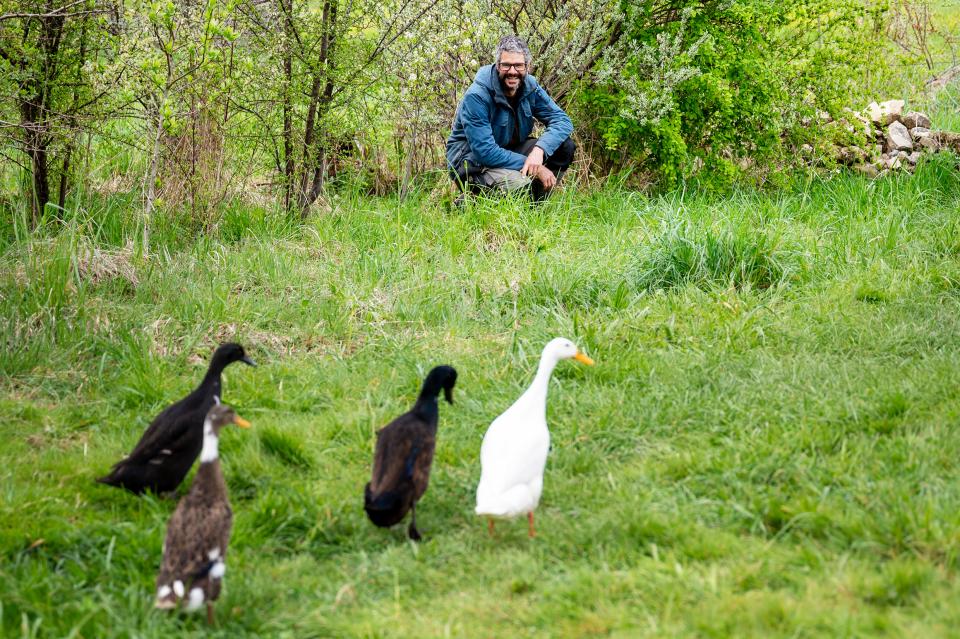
[446,65,573,172]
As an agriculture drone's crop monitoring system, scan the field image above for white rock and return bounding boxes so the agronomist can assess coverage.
[881,154,903,170]
[867,100,904,125]
[878,100,905,124]
[901,111,931,129]
[886,121,913,151]
[907,151,921,165]
[919,135,939,150]
[910,126,930,140]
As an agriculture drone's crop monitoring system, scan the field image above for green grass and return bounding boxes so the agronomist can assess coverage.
[2,156,960,637]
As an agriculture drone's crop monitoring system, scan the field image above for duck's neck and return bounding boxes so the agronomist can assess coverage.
[193,422,227,497]
[200,355,232,392]
[413,394,439,423]
[199,418,220,463]
[521,354,558,407]
[196,421,228,494]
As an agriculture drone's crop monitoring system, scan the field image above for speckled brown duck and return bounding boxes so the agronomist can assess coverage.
[98,343,255,495]
[364,365,457,541]
[154,403,249,624]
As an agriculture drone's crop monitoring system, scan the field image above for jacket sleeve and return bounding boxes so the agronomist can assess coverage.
[460,93,527,170]
[531,87,573,157]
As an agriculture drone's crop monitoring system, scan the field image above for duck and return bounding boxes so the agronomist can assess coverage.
[475,337,593,537]
[155,403,250,624]
[364,365,458,541]
[98,342,255,495]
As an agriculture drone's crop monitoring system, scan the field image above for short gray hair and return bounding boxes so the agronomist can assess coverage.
[494,35,531,67]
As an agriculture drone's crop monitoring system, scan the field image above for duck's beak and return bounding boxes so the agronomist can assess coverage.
[233,415,252,429]
[444,386,455,405]
[573,351,595,366]
[241,356,257,367]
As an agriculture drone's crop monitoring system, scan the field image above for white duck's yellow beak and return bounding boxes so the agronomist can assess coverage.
[233,415,252,429]
[573,351,595,366]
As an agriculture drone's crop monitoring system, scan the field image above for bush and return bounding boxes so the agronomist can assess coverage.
[577,0,887,190]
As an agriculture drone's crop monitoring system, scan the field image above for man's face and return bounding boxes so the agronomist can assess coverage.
[497,51,527,96]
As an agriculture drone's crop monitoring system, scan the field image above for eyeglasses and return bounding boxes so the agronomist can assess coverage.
[498,62,527,72]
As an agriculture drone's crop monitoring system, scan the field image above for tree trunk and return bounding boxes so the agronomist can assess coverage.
[143,91,167,256]
[297,0,338,218]
[280,0,295,211]
[19,13,65,227]
[28,133,50,227]
[58,146,71,211]
[60,14,91,213]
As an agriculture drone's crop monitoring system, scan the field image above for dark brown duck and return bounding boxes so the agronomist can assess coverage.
[364,365,457,541]
[154,403,250,624]
[98,343,254,495]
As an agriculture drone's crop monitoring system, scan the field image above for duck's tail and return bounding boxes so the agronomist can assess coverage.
[96,463,147,495]
[96,466,126,489]
[364,483,410,527]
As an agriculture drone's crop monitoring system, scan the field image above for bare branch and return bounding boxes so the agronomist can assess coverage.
[0,0,109,22]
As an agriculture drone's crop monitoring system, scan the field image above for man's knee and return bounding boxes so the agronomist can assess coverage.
[551,137,576,166]
[450,165,486,194]
[484,168,531,191]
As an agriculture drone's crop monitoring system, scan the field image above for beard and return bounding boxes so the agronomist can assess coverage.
[498,71,525,94]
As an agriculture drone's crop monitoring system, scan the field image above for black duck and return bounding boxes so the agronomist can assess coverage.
[364,365,457,541]
[98,343,254,494]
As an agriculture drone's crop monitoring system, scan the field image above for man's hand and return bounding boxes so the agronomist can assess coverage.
[535,165,557,190]
[520,146,545,177]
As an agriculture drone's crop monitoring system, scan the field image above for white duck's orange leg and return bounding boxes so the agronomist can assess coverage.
[488,518,495,536]
[527,512,535,538]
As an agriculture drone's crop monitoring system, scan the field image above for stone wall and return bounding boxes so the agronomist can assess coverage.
[806,100,960,177]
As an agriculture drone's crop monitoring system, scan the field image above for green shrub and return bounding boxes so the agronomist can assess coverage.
[578,0,887,189]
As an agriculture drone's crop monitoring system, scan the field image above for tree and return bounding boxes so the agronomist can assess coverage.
[0,0,114,226]
[236,0,443,216]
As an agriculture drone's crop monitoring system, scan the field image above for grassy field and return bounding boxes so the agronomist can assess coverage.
[2,154,960,638]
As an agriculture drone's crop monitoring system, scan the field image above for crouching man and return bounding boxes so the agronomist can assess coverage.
[446,35,575,202]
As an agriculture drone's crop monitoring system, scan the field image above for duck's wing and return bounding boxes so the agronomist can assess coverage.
[122,395,209,465]
[369,414,435,496]
[157,499,233,596]
[479,406,550,490]
[410,428,436,500]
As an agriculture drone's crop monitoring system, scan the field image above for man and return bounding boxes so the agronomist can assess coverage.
[446,35,575,201]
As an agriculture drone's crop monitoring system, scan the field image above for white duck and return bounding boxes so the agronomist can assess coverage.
[475,337,594,537]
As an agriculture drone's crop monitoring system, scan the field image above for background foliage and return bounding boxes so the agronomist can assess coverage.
[1,0,956,220]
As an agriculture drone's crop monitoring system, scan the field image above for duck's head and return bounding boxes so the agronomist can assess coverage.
[205,404,251,435]
[211,342,256,368]
[543,337,595,366]
[423,365,458,404]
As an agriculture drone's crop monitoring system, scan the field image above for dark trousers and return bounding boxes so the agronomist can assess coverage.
[450,136,576,200]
